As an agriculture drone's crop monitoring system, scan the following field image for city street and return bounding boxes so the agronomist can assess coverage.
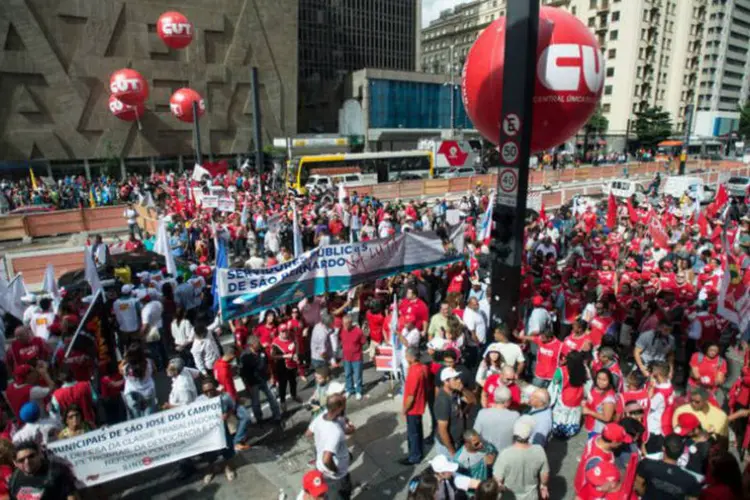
[102,356,587,500]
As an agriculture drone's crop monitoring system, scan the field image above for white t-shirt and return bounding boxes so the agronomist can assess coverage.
[483,342,525,370]
[113,297,140,333]
[401,327,421,348]
[124,208,137,225]
[463,307,488,344]
[141,301,164,329]
[29,311,56,341]
[308,413,349,480]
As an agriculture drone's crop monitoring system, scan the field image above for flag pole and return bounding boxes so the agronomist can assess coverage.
[65,288,102,359]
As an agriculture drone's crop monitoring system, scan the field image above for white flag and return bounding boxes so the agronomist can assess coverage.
[390,295,399,376]
[154,217,178,277]
[192,163,210,182]
[478,193,495,242]
[42,264,60,312]
[7,275,27,320]
[84,247,102,295]
[338,182,346,206]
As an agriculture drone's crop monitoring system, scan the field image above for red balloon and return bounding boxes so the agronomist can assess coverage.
[108,95,145,122]
[109,69,149,106]
[462,6,604,152]
[157,11,194,49]
[169,88,205,122]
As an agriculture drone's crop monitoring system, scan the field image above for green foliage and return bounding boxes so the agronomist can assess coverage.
[633,106,673,149]
[739,101,750,139]
[584,106,609,134]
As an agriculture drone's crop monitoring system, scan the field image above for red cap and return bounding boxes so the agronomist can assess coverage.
[302,470,328,497]
[601,423,633,443]
[13,365,33,383]
[674,413,701,436]
[585,460,621,487]
[663,261,673,270]
[199,255,208,263]
[278,323,288,332]
[531,295,544,307]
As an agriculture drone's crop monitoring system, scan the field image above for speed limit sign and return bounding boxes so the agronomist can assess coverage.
[497,167,518,207]
[501,141,519,164]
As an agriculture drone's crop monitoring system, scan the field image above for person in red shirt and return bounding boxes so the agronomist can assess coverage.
[4,364,54,420]
[124,233,143,252]
[286,307,308,368]
[516,329,562,388]
[328,213,344,240]
[574,423,632,496]
[562,319,593,357]
[398,287,429,334]
[53,334,94,383]
[340,315,366,399]
[8,326,49,372]
[100,365,126,425]
[687,342,727,404]
[213,345,239,402]
[575,460,621,500]
[271,324,302,411]
[51,366,97,427]
[400,346,430,465]
[365,302,386,345]
[230,317,251,351]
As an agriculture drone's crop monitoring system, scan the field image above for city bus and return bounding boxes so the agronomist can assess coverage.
[287,150,434,194]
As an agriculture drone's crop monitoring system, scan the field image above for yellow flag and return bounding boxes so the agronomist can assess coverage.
[89,189,96,208]
[29,168,38,190]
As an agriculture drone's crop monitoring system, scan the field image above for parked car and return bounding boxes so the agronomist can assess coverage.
[442,167,480,179]
[602,179,648,204]
[725,176,750,197]
[661,175,715,204]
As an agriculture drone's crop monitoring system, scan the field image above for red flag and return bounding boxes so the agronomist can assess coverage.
[710,223,722,243]
[649,217,669,249]
[626,199,638,224]
[616,453,639,500]
[539,202,548,224]
[697,211,709,237]
[606,193,617,229]
[715,184,729,210]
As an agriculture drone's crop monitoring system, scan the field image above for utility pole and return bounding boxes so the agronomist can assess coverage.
[192,100,203,166]
[679,104,694,175]
[250,66,264,195]
[489,0,541,328]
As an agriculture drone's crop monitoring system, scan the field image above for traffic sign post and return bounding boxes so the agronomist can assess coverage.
[490,0,540,329]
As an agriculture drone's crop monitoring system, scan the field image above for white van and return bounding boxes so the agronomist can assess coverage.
[661,176,715,203]
[602,179,648,204]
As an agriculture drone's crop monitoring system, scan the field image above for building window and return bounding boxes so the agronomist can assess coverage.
[590,0,598,9]
[607,67,615,77]
[588,17,595,27]
[612,11,620,22]
[604,85,613,95]
[603,103,611,112]
[610,30,618,40]
[608,49,616,59]
[572,6,577,15]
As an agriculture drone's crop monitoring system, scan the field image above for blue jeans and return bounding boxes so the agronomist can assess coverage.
[406,414,424,463]
[344,360,363,395]
[233,405,251,446]
[248,380,281,422]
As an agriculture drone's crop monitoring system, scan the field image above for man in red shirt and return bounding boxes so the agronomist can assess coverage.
[574,423,632,496]
[8,327,49,371]
[213,345,238,402]
[398,287,429,334]
[400,346,429,465]
[51,366,97,427]
[340,315,365,400]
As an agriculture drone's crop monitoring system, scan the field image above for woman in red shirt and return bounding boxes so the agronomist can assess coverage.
[271,324,302,412]
[688,342,727,405]
[231,317,251,351]
[550,351,588,439]
[583,369,617,438]
[365,302,386,345]
[286,307,308,370]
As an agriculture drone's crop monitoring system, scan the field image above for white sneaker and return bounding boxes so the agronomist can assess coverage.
[345,392,352,399]
[355,393,362,401]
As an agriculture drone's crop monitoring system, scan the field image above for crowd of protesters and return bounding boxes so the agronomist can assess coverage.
[2,164,750,499]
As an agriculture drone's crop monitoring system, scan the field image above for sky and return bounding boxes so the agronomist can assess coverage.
[422,0,461,28]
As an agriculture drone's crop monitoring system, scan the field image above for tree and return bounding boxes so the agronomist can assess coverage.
[633,106,673,149]
[581,105,609,159]
[739,101,750,139]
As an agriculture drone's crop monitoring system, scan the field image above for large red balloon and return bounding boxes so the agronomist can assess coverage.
[108,95,145,122]
[157,11,194,49]
[170,88,205,122]
[109,69,149,106]
[462,6,604,152]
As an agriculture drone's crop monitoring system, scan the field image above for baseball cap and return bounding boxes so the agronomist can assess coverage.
[326,381,346,396]
[121,284,134,295]
[440,367,460,382]
[513,416,536,440]
[585,460,621,487]
[531,295,544,307]
[19,402,40,424]
[674,413,701,436]
[429,454,458,474]
[302,470,328,497]
[601,423,633,443]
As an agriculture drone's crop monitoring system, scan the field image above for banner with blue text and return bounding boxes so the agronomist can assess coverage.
[217,226,464,321]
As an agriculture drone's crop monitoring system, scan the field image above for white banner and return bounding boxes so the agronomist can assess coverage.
[202,195,219,208]
[47,398,226,487]
[218,197,236,213]
[218,226,464,321]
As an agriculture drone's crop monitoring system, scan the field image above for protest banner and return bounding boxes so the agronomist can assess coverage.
[47,397,226,487]
[217,197,236,213]
[374,345,395,371]
[217,225,464,321]
[201,195,218,208]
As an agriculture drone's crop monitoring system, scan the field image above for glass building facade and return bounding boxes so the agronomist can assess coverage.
[368,79,473,130]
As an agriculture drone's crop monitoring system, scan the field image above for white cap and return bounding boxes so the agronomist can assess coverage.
[189,264,198,272]
[440,367,460,382]
[121,284,134,295]
[137,271,150,282]
[513,415,536,440]
[429,454,458,474]
[326,381,346,397]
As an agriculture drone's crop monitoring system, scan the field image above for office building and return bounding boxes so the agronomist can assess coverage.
[0,0,298,162]
[298,0,422,133]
